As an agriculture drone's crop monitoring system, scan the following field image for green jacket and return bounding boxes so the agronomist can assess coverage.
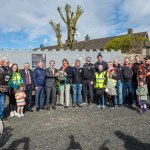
[136,85,148,101]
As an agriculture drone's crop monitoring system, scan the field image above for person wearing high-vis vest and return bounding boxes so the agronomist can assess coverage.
[106,62,117,109]
[95,64,107,109]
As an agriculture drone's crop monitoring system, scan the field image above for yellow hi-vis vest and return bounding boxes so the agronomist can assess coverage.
[95,71,107,89]
[106,72,117,87]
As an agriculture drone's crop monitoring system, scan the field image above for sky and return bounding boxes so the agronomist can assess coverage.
[0,0,150,49]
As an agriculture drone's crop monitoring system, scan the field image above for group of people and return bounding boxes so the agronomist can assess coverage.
[0,53,150,121]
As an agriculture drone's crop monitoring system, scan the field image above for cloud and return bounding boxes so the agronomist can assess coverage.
[0,0,150,48]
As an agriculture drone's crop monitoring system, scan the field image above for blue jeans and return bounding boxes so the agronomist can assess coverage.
[123,81,133,104]
[35,86,45,109]
[116,80,123,105]
[72,84,82,104]
[98,94,104,107]
[0,93,5,119]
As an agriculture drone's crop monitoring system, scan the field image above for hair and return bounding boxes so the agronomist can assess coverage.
[135,55,140,59]
[24,62,30,65]
[124,57,130,60]
[19,83,24,88]
[98,64,103,68]
[49,60,55,64]
[11,63,18,72]
[107,61,113,65]
[38,60,43,64]
[75,59,80,63]
[86,57,91,60]
[4,59,9,63]
[62,58,69,65]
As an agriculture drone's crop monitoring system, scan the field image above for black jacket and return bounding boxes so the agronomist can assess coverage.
[60,66,72,84]
[94,61,107,72]
[113,64,123,81]
[122,65,133,81]
[82,63,95,81]
[132,61,143,81]
[72,67,82,84]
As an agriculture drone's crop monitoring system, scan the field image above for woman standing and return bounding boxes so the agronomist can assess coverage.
[8,63,24,117]
[59,59,72,108]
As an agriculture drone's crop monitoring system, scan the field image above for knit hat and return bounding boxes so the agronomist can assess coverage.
[144,56,150,60]
[97,53,103,58]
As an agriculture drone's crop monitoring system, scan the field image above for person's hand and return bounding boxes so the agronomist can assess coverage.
[90,81,93,85]
[147,72,150,76]
[64,72,67,76]
[139,75,143,78]
[35,86,38,90]
[109,74,112,78]
[0,87,3,92]
[55,72,59,77]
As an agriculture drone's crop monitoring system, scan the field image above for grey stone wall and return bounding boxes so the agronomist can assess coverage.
[0,49,123,69]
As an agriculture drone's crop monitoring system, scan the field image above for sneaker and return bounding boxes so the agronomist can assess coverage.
[77,103,82,107]
[87,103,93,107]
[97,105,101,108]
[14,111,18,117]
[82,102,87,105]
[143,109,147,114]
[20,113,24,117]
[118,104,122,107]
[10,111,15,117]
[110,107,114,110]
[72,103,76,107]
[17,113,21,118]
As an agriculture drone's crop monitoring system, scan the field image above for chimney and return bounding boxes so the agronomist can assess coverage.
[128,28,133,34]
[85,34,90,41]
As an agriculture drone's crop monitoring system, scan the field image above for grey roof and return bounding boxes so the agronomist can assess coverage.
[34,32,149,51]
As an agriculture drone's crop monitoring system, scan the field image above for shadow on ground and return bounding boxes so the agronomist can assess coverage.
[66,135,82,150]
[0,126,30,150]
[115,131,150,150]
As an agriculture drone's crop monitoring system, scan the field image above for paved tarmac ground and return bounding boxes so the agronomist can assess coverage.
[0,103,150,150]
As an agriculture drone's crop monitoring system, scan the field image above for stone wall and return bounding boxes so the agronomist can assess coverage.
[0,49,123,69]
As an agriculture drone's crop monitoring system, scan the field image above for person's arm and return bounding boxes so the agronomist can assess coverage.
[33,69,38,87]
[66,67,72,78]
[91,64,96,81]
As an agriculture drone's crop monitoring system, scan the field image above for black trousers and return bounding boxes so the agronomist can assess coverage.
[45,86,56,108]
[25,84,33,111]
[82,80,93,103]
[9,89,17,111]
[147,77,150,96]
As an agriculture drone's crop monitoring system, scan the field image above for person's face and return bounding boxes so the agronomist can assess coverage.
[98,65,103,71]
[12,65,18,72]
[139,82,144,86]
[108,63,112,69]
[38,62,44,68]
[86,58,91,64]
[24,64,30,70]
[4,60,10,67]
[0,60,3,67]
[98,56,103,62]
[75,61,80,67]
[63,61,68,66]
[124,59,130,65]
[145,59,150,65]
[135,56,140,63]
[19,87,24,92]
[113,59,118,66]
[50,61,55,68]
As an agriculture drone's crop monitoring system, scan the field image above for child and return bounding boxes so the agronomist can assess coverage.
[105,62,117,109]
[15,84,26,117]
[136,80,148,114]
[95,64,107,110]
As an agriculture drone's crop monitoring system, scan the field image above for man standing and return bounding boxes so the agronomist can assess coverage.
[33,61,46,111]
[113,58,123,107]
[82,57,95,107]
[3,59,11,72]
[0,59,7,122]
[122,57,133,106]
[94,53,107,72]
[144,56,150,98]
[72,60,83,107]
[45,60,58,110]
[20,62,34,112]
[132,55,143,105]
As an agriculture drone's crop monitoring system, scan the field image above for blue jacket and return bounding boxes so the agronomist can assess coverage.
[33,67,46,86]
